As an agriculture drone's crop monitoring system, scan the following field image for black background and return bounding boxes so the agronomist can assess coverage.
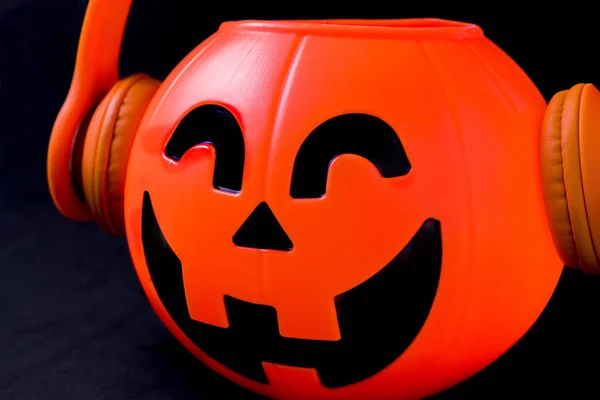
[1,1,600,399]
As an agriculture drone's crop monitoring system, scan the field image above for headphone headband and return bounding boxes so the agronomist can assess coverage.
[47,0,133,221]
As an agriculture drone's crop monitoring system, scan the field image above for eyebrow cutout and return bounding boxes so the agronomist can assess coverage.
[290,113,411,199]
[164,104,246,192]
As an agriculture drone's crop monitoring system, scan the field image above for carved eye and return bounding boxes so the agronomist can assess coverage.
[164,105,245,193]
[290,114,411,199]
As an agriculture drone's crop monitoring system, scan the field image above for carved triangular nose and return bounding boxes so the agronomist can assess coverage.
[233,202,293,251]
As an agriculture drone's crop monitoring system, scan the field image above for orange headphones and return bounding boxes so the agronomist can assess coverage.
[45,1,600,398]
[541,85,600,274]
[47,1,600,270]
[47,0,160,236]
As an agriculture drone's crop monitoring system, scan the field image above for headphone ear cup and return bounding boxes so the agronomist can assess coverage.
[80,74,161,236]
[541,83,600,274]
[540,89,578,269]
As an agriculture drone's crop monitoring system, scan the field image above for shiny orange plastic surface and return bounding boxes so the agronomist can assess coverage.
[123,19,563,400]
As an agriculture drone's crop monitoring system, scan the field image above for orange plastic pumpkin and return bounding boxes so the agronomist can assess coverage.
[123,19,563,399]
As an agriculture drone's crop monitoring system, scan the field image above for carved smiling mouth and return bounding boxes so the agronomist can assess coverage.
[141,191,442,388]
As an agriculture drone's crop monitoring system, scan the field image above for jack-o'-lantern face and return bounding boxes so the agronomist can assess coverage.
[140,106,442,388]
[125,20,563,400]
